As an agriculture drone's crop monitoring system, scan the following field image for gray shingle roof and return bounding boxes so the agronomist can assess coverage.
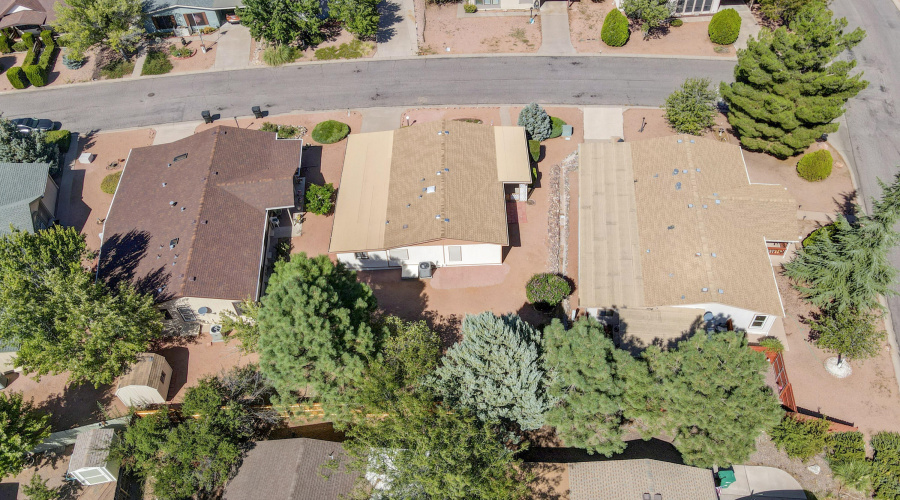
[146,0,242,13]
[68,428,115,472]
[0,162,51,236]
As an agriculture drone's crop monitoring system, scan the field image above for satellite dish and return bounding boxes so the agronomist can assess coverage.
[198,307,211,315]
[703,312,713,322]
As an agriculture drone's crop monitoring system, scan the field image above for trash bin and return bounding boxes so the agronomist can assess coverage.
[201,110,213,124]
[252,106,264,119]
[718,470,736,488]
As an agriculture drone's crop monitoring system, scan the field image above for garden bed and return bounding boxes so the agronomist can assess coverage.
[160,37,217,73]
[0,46,98,91]
[416,0,541,54]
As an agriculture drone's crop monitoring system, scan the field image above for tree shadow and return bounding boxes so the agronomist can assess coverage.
[422,310,462,350]
[503,220,522,262]
[301,145,325,185]
[154,345,190,401]
[60,168,91,233]
[612,311,705,356]
[524,462,568,500]
[98,229,157,287]
[521,438,684,465]
[35,381,116,430]
[833,189,858,223]
[376,0,402,44]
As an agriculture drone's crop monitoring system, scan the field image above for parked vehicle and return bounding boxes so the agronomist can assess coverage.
[11,118,54,134]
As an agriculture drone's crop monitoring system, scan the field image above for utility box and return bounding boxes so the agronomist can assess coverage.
[68,428,120,486]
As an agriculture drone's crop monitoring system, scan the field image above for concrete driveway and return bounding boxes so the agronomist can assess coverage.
[375,0,418,58]
[718,465,807,500]
[213,23,252,70]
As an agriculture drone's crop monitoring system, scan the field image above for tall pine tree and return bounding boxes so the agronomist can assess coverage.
[257,253,380,407]
[430,312,554,431]
[720,2,867,158]
[543,317,634,456]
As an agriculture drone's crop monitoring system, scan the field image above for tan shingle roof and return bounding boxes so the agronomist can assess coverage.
[99,126,300,301]
[569,459,717,500]
[68,429,114,472]
[329,121,529,253]
[579,136,799,316]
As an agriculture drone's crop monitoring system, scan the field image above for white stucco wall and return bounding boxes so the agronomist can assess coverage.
[160,297,242,325]
[499,0,535,11]
[338,244,503,270]
[673,302,777,335]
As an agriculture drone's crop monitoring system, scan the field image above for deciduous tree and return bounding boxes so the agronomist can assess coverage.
[544,318,635,456]
[0,392,51,477]
[429,312,553,431]
[53,0,144,58]
[720,2,867,157]
[0,226,162,387]
[329,0,380,39]
[239,0,325,48]
[220,299,260,354]
[664,77,718,135]
[257,253,380,407]
[809,309,885,367]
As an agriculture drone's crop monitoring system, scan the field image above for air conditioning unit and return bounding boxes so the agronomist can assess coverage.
[418,262,433,279]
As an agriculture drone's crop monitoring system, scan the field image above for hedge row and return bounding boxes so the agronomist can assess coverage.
[6,30,56,88]
[0,32,10,54]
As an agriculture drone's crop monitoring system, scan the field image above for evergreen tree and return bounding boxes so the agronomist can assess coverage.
[429,312,554,431]
[219,298,260,354]
[340,389,529,500]
[22,474,58,500]
[810,309,885,367]
[0,392,51,477]
[53,0,144,58]
[257,253,380,407]
[664,77,718,135]
[640,331,782,467]
[517,103,552,142]
[720,2,867,158]
[0,226,162,387]
[239,0,325,47]
[0,119,58,168]
[329,0,380,39]
[621,0,675,34]
[785,174,900,315]
[543,318,634,456]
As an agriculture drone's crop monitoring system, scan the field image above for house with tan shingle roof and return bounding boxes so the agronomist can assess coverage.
[578,135,800,347]
[329,120,531,278]
[97,126,302,336]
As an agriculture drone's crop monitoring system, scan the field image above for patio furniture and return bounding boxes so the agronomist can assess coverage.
[252,106,264,119]
[201,110,213,124]
[78,152,95,164]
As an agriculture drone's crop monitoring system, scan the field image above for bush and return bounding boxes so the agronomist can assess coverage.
[314,40,373,60]
[39,30,53,47]
[38,41,56,69]
[709,8,741,45]
[201,27,217,34]
[141,49,173,76]
[12,41,28,52]
[796,149,833,181]
[259,122,305,139]
[528,139,541,162]
[311,120,350,144]
[100,59,135,79]
[526,273,571,306]
[0,32,10,54]
[101,171,122,194]
[518,102,552,142]
[601,8,630,47]
[826,431,866,466]
[759,337,784,353]
[62,51,85,69]
[770,415,830,461]
[622,0,673,31]
[45,130,72,153]
[802,224,833,247]
[872,432,900,500]
[22,64,47,87]
[305,183,335,215]
[23,47,38,67]
[671,18,683,27]
[832,460,873,495]
[262,45,299,66]
[464,3,477,12]
[6,66,28,89]
[549,117,566,139]
[22,32,34,48]
[664,77,717,135]
[168,45,193,58]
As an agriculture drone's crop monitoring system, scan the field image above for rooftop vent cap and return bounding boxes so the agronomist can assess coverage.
[715,200,721,204]
[711,252,717,257]
[701,287,709,292]
[673,169,679,176]
[688,203,694,208]
[162,182,167,187]
[169,238,179,249]
[718,289,724,294]
[181,207,186,212]
[702,204,708,209]
[682,170,687,174]
[667,225,675,230]
[695,252,701,257]
[676,182,682,190]
[174,153,188,162]
[677,139,683,143]
[425,186,436,193]
[169,201,176,206]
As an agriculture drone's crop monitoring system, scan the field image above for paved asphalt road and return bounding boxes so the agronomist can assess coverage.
[831,0,900,343]
[0,56,735,132]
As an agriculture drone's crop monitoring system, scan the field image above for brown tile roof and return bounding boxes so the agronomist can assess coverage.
[223,438,358,500]
[99,126,300,301]
[579,136,799,317]
[329,120,529,253]
[569,459,717,500]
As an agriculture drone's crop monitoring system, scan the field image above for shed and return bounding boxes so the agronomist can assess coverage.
[115,353,172,407]
[68,428,120,486]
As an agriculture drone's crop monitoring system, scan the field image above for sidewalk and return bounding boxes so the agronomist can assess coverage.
[213,23,252,70]
[375,0,419,58]
[538,2,575,55]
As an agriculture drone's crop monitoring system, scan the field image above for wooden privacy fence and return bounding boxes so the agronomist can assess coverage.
[751,345,797,412]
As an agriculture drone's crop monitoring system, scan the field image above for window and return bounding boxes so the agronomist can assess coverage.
[160,372,167,384]
[354,252,369,260]
[750,315,768,329]
[388,249,409,262]
[184,12,209,26]
[176,306,196,322]
[448,246,463,262]
[152,15,176,30]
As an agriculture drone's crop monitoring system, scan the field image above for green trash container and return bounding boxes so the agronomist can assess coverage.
[718,469,736,488]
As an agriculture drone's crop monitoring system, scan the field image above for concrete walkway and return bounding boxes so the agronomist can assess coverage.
[718,465,807,500]
[537,2,575,55]
[131,46,147,78]
[33,417,129,453]
[732,3,761,51]
[375,0,419,58]
[153,121,202,145]
[360,106,405,132]
[213,24,252,70]
[583,106,624,141]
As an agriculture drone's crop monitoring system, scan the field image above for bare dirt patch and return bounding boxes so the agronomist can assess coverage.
[0,46,99,92]
[569,2,733,57]
[417,0,541,54]
[154,35,218,74]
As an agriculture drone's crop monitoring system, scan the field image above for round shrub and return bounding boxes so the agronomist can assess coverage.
[708,8,741,45]
[21,32,34,48]
[101,171,122,195]
[311,120,350,144]
[528,139,541,162]
[6,66,28,89]
[797,149,833,181]
[306,183,335,215]
[62,51,85,69]
[670,18,683,27]
[464,3,477,13]
[526,273,571,306]
[549,116,566,139]
[601,8,630,47]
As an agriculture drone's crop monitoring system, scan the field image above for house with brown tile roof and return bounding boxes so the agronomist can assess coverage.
[0,0,62,31]
[329,120,531,278]
[98,126,301,335]
[578,135,800,347]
